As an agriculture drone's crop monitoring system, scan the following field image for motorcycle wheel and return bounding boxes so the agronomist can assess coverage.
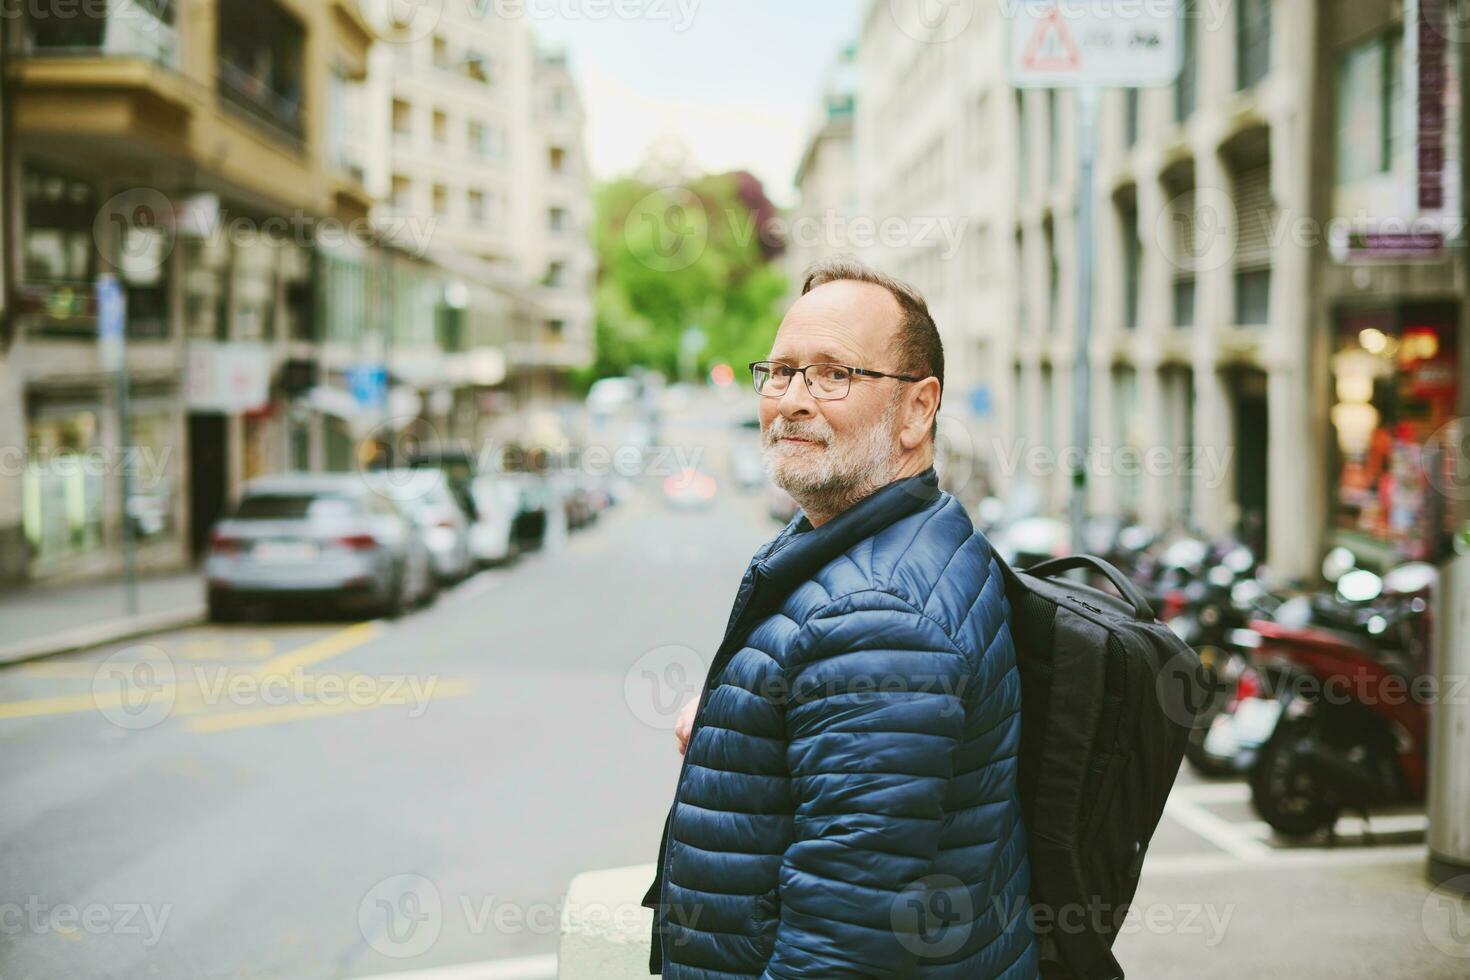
[1184,726,1240,778]
[1249,721,1338,839]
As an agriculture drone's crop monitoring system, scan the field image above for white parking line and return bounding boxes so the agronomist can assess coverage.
[1146,843,1427,877]
[1238,812,1429,840]
[1170,781,1252,805]
[349,953,556,980]
[1163,797,1274,861]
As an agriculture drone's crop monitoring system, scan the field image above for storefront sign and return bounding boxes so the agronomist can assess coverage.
[184,342,270,413]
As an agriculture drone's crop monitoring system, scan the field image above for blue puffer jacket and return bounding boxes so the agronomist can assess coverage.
[645,468,1038,979]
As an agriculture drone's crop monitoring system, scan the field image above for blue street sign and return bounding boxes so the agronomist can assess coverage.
[968,384,992,418]
[97,274,126,371]
[347,364,388,409]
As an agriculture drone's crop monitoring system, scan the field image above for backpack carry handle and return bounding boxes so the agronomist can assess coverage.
[1026,555,1155,622]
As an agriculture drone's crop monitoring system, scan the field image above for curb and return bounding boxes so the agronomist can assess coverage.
[0,605,207,667]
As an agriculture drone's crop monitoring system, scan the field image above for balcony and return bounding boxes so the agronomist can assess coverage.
[216,0,307,145]
[10,2,192,143]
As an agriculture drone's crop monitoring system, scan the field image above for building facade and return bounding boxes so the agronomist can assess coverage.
[837,0,1466,578]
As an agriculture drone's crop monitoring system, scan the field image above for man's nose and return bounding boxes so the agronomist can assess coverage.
[778,373,818,418]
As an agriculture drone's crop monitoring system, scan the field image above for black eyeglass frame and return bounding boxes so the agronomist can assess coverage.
[747,360,925,400]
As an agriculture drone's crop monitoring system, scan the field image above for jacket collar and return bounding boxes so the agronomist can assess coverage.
[755,467,942,593]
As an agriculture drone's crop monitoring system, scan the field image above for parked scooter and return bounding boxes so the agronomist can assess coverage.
[1244,551,1438,838]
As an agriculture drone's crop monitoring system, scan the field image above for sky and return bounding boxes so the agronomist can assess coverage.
[532,0,868,206]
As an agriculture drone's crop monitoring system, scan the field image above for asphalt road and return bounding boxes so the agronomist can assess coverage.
[0,404,1465,979]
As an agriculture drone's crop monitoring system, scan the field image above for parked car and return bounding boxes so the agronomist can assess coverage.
[204,474,430,621]
[467,473,521,567]
[664,468,718,510]
[767,482,799,523]
[364,469,473,584]
[549,469,596,530]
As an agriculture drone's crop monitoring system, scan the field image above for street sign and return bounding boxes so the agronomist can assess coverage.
[1007,0,1182,89]
[97,274,126,372]
[347,364,389,410]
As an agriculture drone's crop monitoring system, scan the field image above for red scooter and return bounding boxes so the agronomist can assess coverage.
[1242,558,1438,839]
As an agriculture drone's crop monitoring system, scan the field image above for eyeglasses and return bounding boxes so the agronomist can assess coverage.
[748,360,924,401]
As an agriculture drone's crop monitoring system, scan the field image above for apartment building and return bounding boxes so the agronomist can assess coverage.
[788,44,859,289]
[0,0,376,581]
[838,0,1466,578]
[363,4,595,408]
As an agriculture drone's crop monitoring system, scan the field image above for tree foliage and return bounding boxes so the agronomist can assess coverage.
[581,172,789,387]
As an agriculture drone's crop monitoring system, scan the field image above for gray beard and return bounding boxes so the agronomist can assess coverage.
[763,397,901,522]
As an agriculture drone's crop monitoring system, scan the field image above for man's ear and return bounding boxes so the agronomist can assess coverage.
[898,378,941,451]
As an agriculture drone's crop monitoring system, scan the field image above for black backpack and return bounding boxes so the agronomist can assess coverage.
[995,554,1203,980]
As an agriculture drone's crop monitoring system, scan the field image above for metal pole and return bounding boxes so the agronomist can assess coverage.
[117,335,138,617]
[1070,86,1100,556]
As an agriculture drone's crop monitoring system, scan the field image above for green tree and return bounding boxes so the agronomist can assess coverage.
[581,172,789,388]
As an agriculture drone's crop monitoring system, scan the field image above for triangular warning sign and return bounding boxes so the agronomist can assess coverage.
[1022,9,1082,71]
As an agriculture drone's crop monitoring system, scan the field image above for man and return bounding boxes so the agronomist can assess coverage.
[643,258,1038,979]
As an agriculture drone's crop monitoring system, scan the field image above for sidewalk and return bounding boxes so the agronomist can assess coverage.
[0,570,206,666]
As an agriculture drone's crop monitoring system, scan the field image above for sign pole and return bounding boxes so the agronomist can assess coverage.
[1070,85,1099,556]
[98,274,138,617]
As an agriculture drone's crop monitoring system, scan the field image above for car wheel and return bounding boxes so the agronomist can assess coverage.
[207,594,238,623]
[379,569,409,619]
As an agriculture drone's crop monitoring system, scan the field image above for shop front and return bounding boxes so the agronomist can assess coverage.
[1329,302,1462,567]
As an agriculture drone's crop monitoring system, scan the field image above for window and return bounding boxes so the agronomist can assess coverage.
[1016,92,1029,199]
[216,0,305,140]
[432,184,448,217]
[1335,31,1404,185]
[432,35,449,69]
[392,98,412,137]
[1176,0,1198,121]
[1117,190,1140,329]
[1231,158,1273,326]
[546,318,565,337]
[1043,217,1059,332]
[468,190,486,226]
[548,207,568,232]
[543,261,566,288]
[549,146,567,173]
[1047,89,1060,186]
[392,175,412,210]
[1173,277,1196,328]
[465,50,489,83]
[468,121,487,158]
[23,167,98,284]
[1237,0,1271,90]
[433,109,448,145]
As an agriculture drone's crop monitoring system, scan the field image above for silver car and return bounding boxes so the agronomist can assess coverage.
[204,474,431,621]
[363,469,473,584]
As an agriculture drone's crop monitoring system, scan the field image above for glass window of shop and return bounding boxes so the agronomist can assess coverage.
[23,408,105,566]
[231,236,280,341]
[1331,305,1461,563]
[126,405,180,544]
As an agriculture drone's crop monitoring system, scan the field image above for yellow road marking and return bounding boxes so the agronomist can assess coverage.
[183,678,474,733]
[0,690,141,720]
[252,621,382,678]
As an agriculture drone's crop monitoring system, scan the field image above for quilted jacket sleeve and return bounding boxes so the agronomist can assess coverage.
[762,588,995,979]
